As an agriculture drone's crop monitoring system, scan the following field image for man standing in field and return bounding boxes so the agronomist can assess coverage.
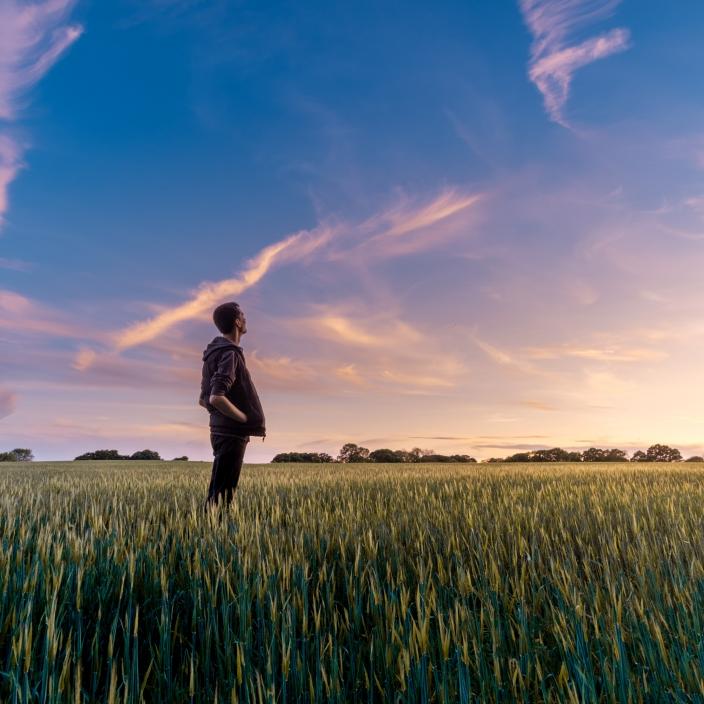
[199,302,266,512]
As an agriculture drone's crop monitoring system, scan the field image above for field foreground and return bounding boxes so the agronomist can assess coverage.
[1,461,703,703]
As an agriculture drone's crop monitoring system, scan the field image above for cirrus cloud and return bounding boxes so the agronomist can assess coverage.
[0,0,82,227]
[0,387,17,419]
[110,186,482,351]
[518,0,631,127]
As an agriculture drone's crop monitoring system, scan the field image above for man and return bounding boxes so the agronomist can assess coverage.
[199,301,266,512]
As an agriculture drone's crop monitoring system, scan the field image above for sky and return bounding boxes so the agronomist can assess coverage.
[2,0,704,462]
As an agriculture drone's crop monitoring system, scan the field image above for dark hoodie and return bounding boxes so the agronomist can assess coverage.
[200,336,266,438]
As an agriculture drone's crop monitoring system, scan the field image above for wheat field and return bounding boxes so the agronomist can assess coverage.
[0,460,703,702]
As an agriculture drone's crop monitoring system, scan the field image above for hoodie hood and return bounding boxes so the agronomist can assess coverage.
[202,336,241,362]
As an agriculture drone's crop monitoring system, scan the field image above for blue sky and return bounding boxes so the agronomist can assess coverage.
[3,0,704,461]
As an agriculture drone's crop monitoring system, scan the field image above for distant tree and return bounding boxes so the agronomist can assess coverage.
[631,450,648,462]
[530,448,578,462]
[337,443,370,463]
[482,457,506,463]
[130,450,162,461]
[369,449,404,463]
[272,452,333,463]
[418,454,477,463]
[504,452,532,462]
[11,448,33,462]
[74,449,130,460]
[582,448,628,462]
[645,444,682,462]
[172,456,189,461]
[0,451,19,462]
[502,448,580,462]
[581,448,604,462]
[408,447,434,462]
[685,456,704,462]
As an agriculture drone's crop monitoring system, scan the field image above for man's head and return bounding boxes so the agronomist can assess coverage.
[213,302,247,337]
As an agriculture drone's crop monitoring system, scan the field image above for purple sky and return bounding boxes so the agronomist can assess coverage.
[3,0,704,461]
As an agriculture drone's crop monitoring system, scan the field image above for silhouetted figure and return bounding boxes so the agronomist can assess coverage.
[199,302,266,514]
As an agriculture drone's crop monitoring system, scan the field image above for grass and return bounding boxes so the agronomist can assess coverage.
[0,460,703,702]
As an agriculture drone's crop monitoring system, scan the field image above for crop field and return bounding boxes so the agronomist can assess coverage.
[1,461,704,703]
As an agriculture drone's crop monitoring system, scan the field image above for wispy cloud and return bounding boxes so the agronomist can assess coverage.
[33,417,207,443]
[523,343,667,362]
[0,288,104,341]
[0,387,17,419]
[72,347,97,371]
[518,0,630,126]
[0,136,23,225]
[334,364,366,387]
[519,399,559,411]
[110,186,481,352]
[374,189,481,239]
[472,334,542,375]
[379,369,456,390]
[296,307,422,349]
[0,0,82,119]
[0,255,33,272]
[258,300,470,396]
[246,350,319,391]
[112,225,337,350]
[0,0,82,226]
[333,188,484,260]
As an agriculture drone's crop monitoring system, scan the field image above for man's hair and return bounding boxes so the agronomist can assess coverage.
[213,302,242,334]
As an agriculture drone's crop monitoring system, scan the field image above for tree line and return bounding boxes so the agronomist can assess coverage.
[0,448,33,462]
[272,443,478,463]
[73,449,188,461]
[0,443,701,463]
[273,443,700,463]
[483,444,690,463]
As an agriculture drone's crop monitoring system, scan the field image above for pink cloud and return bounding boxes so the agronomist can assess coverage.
[297,310,421,349]
[3,341,199,394]
[110,187,481,352]
[0,387,17,419]
[36,417,206,443]
[330,188,484,260]
[523,343,667,362]
[68,353,199,390]
[0,0,83,120]
[276,303,468,394]
[0,288,107,341]
[374,189,481,238]
[519,0,631,127]
[0,135,23,224]
[246,350,320,391]
[0,1,82,226]
[0,256,33,271]
[0,288,32,314]
[113,224,337,350]
[72,347,96,371]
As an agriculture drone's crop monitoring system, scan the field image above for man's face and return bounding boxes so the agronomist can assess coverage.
[237,310,247,335]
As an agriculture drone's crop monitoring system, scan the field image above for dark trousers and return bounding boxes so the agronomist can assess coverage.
[205,433,249,512]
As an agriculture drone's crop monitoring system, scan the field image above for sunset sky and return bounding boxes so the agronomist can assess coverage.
[3,0,704,462]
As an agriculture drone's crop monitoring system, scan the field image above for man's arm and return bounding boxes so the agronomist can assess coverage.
[198,396,207,409]
[209,394,248,423]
